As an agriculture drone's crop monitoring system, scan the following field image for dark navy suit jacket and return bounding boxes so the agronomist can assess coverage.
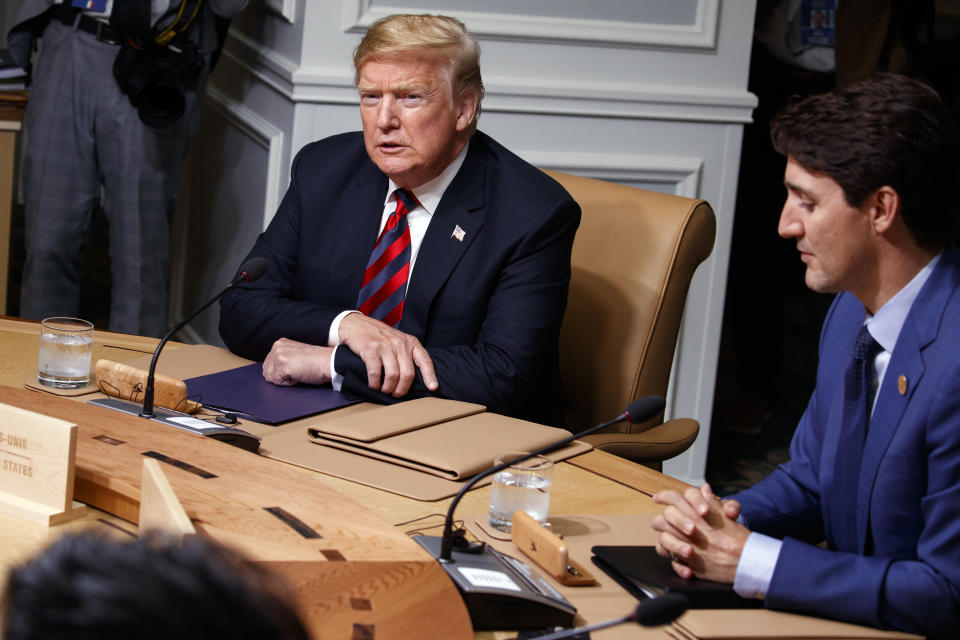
[734,247,960,638]
[220,131,580,426]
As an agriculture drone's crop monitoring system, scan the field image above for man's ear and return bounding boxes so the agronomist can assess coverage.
[869,185,900,235]
[455,92,478,132]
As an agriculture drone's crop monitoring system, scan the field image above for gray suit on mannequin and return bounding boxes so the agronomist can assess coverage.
[7,0,247,336]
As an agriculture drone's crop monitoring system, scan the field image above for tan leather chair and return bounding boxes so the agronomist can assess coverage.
[545,170,716,469]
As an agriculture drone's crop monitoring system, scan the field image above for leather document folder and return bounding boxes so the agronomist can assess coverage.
[308,397,485,441]
[307,402,576,480]
[591,545,763,609]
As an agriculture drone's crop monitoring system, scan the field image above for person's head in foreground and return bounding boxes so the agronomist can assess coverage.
[2,532,310,640]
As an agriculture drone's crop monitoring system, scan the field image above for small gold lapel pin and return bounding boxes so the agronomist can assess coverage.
[898,375,907,395]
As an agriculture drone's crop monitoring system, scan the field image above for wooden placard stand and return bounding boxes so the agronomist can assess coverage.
[0,402,88,526]
[95,359,201,414]
[139,458,196,539]
[511,510,595,586]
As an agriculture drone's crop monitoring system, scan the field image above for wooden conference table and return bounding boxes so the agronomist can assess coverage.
[0,318,920,640]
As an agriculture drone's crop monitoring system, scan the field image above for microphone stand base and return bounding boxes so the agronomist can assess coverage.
[88,396,148,418]
[414,535,576,631]
[88,398,261,453]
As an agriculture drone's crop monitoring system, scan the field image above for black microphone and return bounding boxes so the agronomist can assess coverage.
[414,396,667,630]
[141,257,267,417]
[438,395,666,561]
[523,593,689,639]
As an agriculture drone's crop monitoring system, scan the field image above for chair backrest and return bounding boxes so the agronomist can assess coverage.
[545,170,716,433]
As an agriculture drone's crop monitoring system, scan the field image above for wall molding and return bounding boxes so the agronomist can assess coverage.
[205,86,285,229]
[223,34,755,124]
[519,151,703,198]
[341,0,720,49]
[169,86,285,338]
[259,0,295,23]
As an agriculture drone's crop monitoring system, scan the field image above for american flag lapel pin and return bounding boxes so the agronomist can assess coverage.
[451,225,466,242]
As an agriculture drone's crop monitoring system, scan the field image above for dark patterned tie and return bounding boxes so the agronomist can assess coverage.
[835,324,884,547]
[356,189,418,326]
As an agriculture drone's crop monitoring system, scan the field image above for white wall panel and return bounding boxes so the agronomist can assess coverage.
[516,150,703,197]
[169,87,284,346]
[259,0,297,23]
[345,0,718,49]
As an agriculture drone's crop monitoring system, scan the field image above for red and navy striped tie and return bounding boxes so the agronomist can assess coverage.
[356,189,418,326]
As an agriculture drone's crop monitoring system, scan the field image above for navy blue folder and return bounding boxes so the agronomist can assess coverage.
[185,363,360,425]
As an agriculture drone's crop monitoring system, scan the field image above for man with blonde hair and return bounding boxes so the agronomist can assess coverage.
[220,14,580,426]
[352,13,484,123]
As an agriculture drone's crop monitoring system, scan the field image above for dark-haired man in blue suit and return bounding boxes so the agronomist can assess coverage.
[219,14,579,426]
[651,74,960,639]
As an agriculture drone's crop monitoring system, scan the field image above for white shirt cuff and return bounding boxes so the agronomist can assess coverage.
[328,310,358,346]
[330,345,344,392]
[733,532,781,600]
[328,310,357,393]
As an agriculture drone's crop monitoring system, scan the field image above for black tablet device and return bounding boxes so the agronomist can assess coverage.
[591,545,764,609]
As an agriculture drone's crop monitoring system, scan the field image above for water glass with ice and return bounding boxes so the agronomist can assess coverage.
[38,317,94,389]
[487,450,553,533]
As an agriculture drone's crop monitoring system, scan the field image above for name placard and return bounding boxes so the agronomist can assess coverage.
[0,402,88,526]
[139,457,196,540]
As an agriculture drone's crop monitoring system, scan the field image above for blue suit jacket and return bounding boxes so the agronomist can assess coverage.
[219,131,580,426]
[734,247,960,638]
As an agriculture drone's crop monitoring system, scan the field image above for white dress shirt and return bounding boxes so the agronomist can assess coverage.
[733,252,942,599]
[326,143,470,387]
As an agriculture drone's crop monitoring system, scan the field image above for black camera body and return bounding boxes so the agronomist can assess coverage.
[113,38,205,129]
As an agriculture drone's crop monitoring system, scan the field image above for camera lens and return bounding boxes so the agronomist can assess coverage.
[137,59,186,128]
[114,39,205,129]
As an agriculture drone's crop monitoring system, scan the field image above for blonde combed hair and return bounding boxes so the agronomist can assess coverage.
[354,14,484,127]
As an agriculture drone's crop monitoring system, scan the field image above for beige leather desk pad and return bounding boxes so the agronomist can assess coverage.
[469,514,921,640]
[309,410,577,480]
[120,345,591,501]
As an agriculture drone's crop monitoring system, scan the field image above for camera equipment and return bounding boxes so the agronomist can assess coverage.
[113,38,204,128]
[111,0,206,128]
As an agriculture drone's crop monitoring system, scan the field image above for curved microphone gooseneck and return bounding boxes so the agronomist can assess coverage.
[140,257,268,418]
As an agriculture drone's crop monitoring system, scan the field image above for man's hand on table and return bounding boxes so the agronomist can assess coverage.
[262,338,333,386]
[651,482,749,583]
[338,312,438,397]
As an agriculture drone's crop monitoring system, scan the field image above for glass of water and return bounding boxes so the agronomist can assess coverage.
[38,317,94,389]
[488,451,553,533]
